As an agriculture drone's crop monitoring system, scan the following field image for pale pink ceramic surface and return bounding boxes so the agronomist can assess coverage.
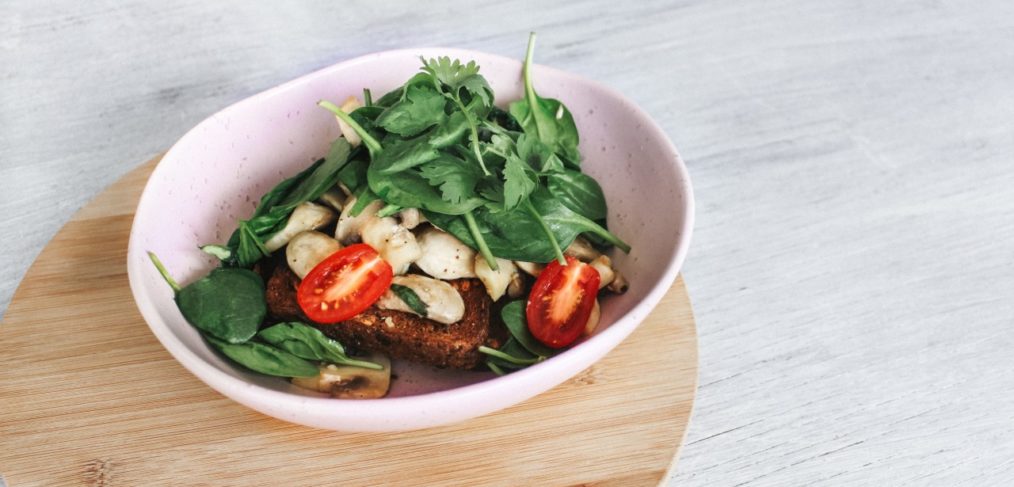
[126,48,694,432]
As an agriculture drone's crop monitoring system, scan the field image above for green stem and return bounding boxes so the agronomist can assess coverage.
[376,203,402,218]
[522,32,548,137]
[464,210,498,271]
[479,346,541,366]
[362,88,373,107]
[487,361,507,376]
[318,100,383,154]
[452,96,491,176]
[334,357,384,370]
[148,251,181,294]
[524,200,566,265]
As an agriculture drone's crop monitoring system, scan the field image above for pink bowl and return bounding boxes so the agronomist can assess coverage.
[127,48,694,432]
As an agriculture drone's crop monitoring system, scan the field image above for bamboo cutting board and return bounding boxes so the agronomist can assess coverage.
[0,157,698,487]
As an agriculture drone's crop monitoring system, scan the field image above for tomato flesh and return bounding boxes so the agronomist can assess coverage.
[526,256,601,348]
[297,243,393,324]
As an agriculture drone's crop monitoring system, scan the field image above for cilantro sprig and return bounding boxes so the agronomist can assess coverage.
[317,32,629,269]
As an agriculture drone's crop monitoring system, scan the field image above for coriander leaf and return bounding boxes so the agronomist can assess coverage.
[418,155,482,205]
[176,268,266,344]
[547,169,607,221]
[375,84,447,137]
[206,336,319,378]
[390,284,429,317]
[420,56,493,107]
[502,153,537,210]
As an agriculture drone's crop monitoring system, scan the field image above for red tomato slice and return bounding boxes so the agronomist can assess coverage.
[526,256,601,348]
[297,243,393,324]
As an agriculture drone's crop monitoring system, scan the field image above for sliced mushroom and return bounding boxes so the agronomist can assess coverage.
[376,274,466,324]
[515,261,544,277]
[608,271,629,294]
[474,255,517,301]
[507,272,525,298]
[263,202,336,252]
[291,352,391,399]
[336,96,363,147]
[286,231,342,279]
[335,196,384,244]
[564,237,600,262]
[398,207,426,230]
[415,228,477,280]
[584,299,601,335]
[588,255,616,290]
[317,187,346,212]
[360,216,422,275]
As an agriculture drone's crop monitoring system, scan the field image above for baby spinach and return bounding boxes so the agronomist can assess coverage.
[500,300,555,357]
[258,322,383,370]
[206,336,319,378]
[390,284,429,317]
[375,84,447,137]
[546,169,607,221]
[148,252,266,344]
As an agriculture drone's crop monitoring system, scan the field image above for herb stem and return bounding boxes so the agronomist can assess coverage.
[479,346,542,366]
[524,200,566,265]
[147,251,181,294]
[522,32,548,137]
[487,361,507,376]
[451,96,491,176]
[318,100,383,154]
[334,357,385,370]
[464,210,499,271]
[362,88,373,107]
[376,204,402,218]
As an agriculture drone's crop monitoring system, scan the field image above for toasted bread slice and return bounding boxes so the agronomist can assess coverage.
[264,263,493,369]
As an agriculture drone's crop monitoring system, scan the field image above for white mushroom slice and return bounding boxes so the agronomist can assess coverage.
[398,207,425,230]
[474,255,517,301]
[286,231,342,279]
[317,188,346,212]
[263,202,336,252]
[415,228,477,279]
[564,237,600,262]
[589,255,616,290]
[507,271,525,298]
[291,352,391,399]
[360,216,422,275]
[515,261,545,277]
[584,299,601,335]
[608,271,629,294]
[336,96,363,147]
[376,274,465,325]
[335,196,383,244]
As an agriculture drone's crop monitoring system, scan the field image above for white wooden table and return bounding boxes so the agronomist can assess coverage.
[3,1,1012,484]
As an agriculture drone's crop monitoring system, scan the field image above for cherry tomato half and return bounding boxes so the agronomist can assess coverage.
[526,256,601,348]
[297,243,393,324]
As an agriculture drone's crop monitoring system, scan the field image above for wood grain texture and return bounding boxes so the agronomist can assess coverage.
[4,0,1014,484]
[0,159,698,486]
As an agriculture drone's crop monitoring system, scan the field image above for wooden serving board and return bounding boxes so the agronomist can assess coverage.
[0,157,698,487]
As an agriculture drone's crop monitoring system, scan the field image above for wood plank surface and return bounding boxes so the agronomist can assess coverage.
[0,159,698,486]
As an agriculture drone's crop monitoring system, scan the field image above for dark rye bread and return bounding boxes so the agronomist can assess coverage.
[264,262,493,369]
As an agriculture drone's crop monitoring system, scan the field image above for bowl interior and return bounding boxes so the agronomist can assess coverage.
[128,49,690,401]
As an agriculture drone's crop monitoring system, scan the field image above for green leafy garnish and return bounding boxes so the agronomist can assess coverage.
[206,336,319,378]
[390,284,429,317]
[258,322,383,370]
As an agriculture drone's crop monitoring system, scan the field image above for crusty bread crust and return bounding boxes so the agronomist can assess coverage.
[265,262,492,369]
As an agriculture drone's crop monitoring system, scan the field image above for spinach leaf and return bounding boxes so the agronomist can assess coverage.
[175,268,266,343]
[390,284,428,317]
[370,166,485,215]
[427,111,469,148]
[479,339,541,367]
[547,169,607,221]
[425,207,558,262]
[258,322,383,370]
[349,186,381,217]
[375,84,447,137]
[500,300,555,357]
[337,157,368,193]
[508,33,581,165]
[372,136,440,175]
[532,188,630,253]
[206,336,319,378]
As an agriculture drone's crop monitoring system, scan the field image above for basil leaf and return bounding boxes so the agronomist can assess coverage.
[257,322,384,370]
[390,284,428,317]
[547,170,607,221]
[206,336,319,378]
[176,268,266,343]
[500,300,555,357]
[376,84,447,137]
